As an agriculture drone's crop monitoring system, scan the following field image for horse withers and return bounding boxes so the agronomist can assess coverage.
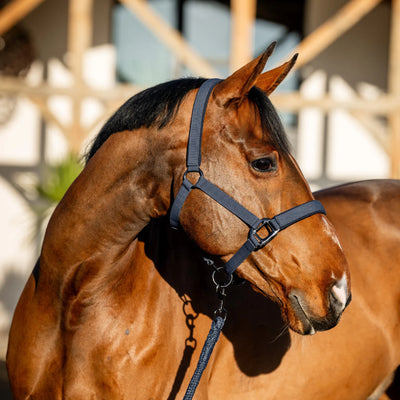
[7,43,351,399]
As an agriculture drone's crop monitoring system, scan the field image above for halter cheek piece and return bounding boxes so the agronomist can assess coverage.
[170,79,326,275]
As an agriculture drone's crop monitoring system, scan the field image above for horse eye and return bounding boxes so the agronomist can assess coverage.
[251,157,275,172]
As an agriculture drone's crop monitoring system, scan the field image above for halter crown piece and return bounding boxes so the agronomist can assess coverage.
[170,79,326,275]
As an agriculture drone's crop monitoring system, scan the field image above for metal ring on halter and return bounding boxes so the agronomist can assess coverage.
[183,168,203,184]
[212,267,233,289]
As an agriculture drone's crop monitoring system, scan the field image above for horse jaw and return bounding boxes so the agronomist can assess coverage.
[251,236,350,336]
[223,156,351,336]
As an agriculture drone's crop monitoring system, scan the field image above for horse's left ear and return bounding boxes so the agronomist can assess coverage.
[213,42,277,108]
[255,53,298,96]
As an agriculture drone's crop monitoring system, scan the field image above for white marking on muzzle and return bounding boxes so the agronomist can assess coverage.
[331,274,348,310]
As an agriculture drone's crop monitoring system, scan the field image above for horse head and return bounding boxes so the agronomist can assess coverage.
[172,43,351,335]
[82,43,350,336]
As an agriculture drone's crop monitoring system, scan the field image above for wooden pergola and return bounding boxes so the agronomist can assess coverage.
[0,0,400,177]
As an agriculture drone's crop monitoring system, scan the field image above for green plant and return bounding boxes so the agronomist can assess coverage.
[20,154,83,248]
[36,154,83,205]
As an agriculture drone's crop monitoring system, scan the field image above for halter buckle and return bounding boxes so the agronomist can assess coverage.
[249,218,280,250]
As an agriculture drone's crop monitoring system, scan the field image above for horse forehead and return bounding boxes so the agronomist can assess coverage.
[238,99,262,131]
[205,99,264,143]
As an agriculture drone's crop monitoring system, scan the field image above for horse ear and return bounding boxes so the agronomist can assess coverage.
[213,42,277,108]
[255,53,298,96]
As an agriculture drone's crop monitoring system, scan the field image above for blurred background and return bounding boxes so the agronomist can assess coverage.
[0,0,398,392]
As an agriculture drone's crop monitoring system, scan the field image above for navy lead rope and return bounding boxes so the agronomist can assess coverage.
[183,316,225,399]
[171,80,326,399]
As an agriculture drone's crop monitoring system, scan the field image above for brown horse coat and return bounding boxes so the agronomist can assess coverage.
[7,46,395,399]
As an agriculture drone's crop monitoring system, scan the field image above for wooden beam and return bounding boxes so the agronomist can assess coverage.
[350,110,389,155]
[270,92,400,115]
[293,0,383,69]
[67,0,93,154]
[329,77,389,155]
[119,0,218,78]
[0,0,45,35]
[230,0,256,72]
[68,0,93,86]
[3,75,400,116]
[388,0,400,178]
[3,75,400,115]
[27,95,69,138]
[0,76,141,99]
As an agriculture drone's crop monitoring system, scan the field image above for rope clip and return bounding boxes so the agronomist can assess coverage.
[211,266,233,322]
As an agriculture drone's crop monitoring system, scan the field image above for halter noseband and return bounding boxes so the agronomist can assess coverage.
[170,79,326,275]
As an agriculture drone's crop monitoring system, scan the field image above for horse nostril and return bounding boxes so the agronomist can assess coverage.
[330,278,349,314]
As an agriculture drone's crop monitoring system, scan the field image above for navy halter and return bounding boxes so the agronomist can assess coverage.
[170,79,326,275]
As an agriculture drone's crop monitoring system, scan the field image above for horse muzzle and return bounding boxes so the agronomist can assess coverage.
[288,279,351,335]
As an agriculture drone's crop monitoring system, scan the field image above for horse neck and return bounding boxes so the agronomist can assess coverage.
[41,128,182,269]
[142,218,214,303]
[133,218,220,346]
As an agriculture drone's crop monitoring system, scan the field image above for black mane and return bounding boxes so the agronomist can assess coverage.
[85,78,206,162]
[85,78,290,163]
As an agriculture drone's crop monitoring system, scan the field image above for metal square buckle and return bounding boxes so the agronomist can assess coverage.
[249,218,280,250]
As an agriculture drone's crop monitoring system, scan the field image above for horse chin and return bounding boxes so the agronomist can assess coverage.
[289,315,320,336]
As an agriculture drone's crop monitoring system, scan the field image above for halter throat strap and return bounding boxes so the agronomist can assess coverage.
[170,79,326,275]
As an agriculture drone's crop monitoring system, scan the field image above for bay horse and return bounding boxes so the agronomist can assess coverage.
[6,42,394,399]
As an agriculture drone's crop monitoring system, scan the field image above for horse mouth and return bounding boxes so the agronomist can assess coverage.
[288,293,316,335]
[288,291,350,335]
